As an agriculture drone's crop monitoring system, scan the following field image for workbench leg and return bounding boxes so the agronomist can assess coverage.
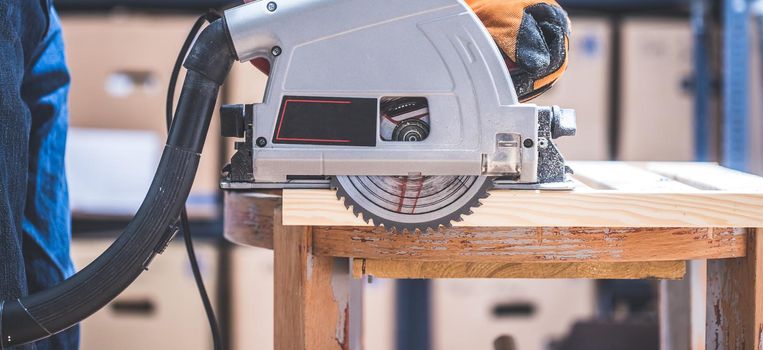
[706,229,763,350]
[273,207,355,350]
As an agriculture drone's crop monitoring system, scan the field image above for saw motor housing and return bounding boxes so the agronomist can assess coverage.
[221,0,576,188]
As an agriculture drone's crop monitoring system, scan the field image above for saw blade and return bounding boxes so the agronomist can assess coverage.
[331,175,492,232]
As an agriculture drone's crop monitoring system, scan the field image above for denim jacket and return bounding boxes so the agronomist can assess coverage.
[1,1,77,348]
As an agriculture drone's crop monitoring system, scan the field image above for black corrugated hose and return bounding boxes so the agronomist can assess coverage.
[166,11,225,350]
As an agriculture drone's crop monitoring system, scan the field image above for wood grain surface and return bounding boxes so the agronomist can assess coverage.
[311,226,747,262]
[351,259,687,280]
[281,162,763,228]
[283,189,763,227]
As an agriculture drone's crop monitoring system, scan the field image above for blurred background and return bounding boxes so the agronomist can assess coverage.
[57,0,761,349]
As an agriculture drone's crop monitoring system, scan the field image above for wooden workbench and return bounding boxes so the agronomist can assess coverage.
[224,162,763,350]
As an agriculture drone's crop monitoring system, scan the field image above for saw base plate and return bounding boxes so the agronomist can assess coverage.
[221,178,576,191]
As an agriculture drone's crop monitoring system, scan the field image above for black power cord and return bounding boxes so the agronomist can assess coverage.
[166,11,224,350]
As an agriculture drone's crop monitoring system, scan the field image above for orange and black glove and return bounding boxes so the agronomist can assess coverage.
[467,0,571,102]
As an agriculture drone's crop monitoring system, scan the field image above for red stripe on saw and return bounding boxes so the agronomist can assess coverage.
[396,179,408,213]
[382,113,400,125]
[395,112,429,121]
[385,112,429,124]
[275,99,353,143]
[410,176,425,214]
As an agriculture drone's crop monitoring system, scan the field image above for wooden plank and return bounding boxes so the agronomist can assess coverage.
[282,188,763,228]
[351,259,686,279]
[570,161,698,191]
[312,226,747,262]
[644,162,763,192]
[706,229,763,350]
[273,208,351,350]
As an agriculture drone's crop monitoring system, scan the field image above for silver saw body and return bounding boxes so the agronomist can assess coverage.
[219,0,577,232]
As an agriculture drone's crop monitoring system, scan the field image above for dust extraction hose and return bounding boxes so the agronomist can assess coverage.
[0,19,235,348]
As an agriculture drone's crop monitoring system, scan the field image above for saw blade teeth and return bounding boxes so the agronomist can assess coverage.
[333,175,494,234]
[329,176,340,190]
[380,221,399,233]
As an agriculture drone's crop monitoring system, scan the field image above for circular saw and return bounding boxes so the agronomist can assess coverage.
[0,2,578,347]
[220,0,577,232]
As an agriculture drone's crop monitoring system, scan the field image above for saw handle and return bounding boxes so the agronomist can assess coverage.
[0,19,235,347]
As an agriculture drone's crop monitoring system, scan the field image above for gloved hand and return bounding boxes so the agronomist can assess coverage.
[466,0,571,102]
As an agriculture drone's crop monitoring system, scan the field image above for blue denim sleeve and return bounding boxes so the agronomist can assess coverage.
[20,6,75,282]
[0,2,79,349]
[20,5,81,350]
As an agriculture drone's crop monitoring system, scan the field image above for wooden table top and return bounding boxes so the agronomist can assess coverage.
[280,162,763,228]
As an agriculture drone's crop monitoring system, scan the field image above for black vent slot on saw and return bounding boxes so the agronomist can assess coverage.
[380,97,430,142]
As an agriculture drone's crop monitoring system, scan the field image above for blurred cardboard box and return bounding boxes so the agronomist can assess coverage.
[618,18,694,161]
[226,61,269,108]
[432,279,595,350]
[230,246,274,350]
[363,278,396,350]
[71,238,219,350]
[61,14,221,219]
[534,16,612,161]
